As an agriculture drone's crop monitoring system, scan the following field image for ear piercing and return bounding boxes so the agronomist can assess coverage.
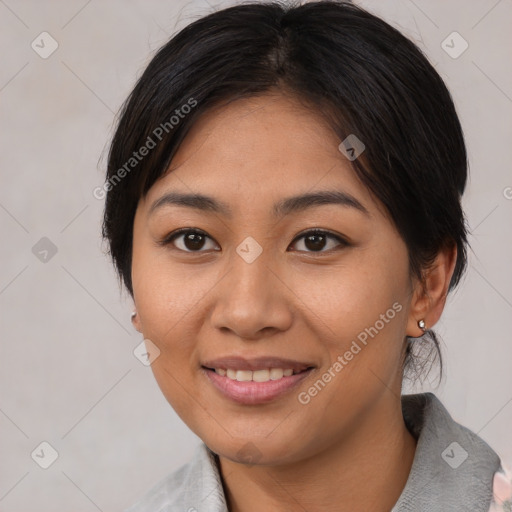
[131,310,137,320]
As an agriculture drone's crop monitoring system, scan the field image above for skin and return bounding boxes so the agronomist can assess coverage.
[131,91,457,512]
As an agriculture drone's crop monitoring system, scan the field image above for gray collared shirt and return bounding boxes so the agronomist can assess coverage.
[125,393,502,512]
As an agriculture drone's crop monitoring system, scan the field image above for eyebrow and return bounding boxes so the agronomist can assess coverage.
[149,190,370,218]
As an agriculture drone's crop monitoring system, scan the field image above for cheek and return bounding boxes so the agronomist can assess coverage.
[292,244,411,407]
[291,244,410,346]
[287,250,410,429]
[131,242,210,423]
[131,235,217,341]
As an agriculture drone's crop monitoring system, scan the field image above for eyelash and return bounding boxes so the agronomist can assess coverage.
[159,228,349,254]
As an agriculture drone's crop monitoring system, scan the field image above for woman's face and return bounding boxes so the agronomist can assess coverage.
[131,92,418,464]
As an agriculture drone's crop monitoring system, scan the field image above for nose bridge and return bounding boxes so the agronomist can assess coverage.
[227,239,276,306]
[231,244,272,295]
[210,239,292,337]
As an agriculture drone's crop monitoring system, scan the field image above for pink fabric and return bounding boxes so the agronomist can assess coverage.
[488,463,512,512]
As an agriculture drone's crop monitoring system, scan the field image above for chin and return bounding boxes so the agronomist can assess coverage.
[202,430,314,467]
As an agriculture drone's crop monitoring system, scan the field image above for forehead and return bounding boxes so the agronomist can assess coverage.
[168,92,340,171]
[142,92,380,217]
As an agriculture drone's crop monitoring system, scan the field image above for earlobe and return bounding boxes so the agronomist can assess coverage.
[131,309,143,333]
[406,244,457,337]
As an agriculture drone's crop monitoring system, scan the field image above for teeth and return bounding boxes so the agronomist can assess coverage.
[253,369,270,382]
[214,368,297,382]
[236,370,252,382]
[270,368,284,380]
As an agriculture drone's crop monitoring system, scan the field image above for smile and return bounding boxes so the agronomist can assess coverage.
[213,367,297,382]
[201,357,315,405]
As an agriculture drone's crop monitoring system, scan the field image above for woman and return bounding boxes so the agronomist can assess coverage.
[101,1,511,510]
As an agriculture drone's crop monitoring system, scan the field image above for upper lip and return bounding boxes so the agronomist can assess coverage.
[202,356,314,372]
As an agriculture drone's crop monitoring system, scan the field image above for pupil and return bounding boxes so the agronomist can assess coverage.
[305,233,326,251]
[185,232,204,250]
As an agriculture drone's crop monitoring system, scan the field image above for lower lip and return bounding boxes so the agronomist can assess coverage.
[202,368,313,405]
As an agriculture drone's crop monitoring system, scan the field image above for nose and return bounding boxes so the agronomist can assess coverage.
[210,247,293,340]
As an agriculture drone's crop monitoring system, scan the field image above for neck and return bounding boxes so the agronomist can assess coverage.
[218,394,417,512]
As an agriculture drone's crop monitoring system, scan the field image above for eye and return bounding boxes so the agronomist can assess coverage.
[289,229,348,253]
[159,227,348,254]
[161,228,219,252]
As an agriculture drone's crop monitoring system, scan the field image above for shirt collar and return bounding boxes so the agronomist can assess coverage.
[392,392,500,511]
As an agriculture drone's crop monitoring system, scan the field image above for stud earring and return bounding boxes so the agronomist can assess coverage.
[418,319,426,332]
[131,310,137,321]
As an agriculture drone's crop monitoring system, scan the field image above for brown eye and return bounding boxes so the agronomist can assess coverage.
[163,229,219,252]
[290,229,348,253]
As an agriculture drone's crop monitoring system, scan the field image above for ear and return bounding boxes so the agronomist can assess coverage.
[406,244,458,337]
[131,308,143,333]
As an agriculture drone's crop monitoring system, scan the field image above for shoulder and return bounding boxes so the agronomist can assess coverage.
[395,393,504,511]
[123,443,228,512]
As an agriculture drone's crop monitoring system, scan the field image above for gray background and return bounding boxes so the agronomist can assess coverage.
[0,0,511,510]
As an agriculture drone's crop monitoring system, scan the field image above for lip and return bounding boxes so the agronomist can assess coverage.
[201,356,315,405]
